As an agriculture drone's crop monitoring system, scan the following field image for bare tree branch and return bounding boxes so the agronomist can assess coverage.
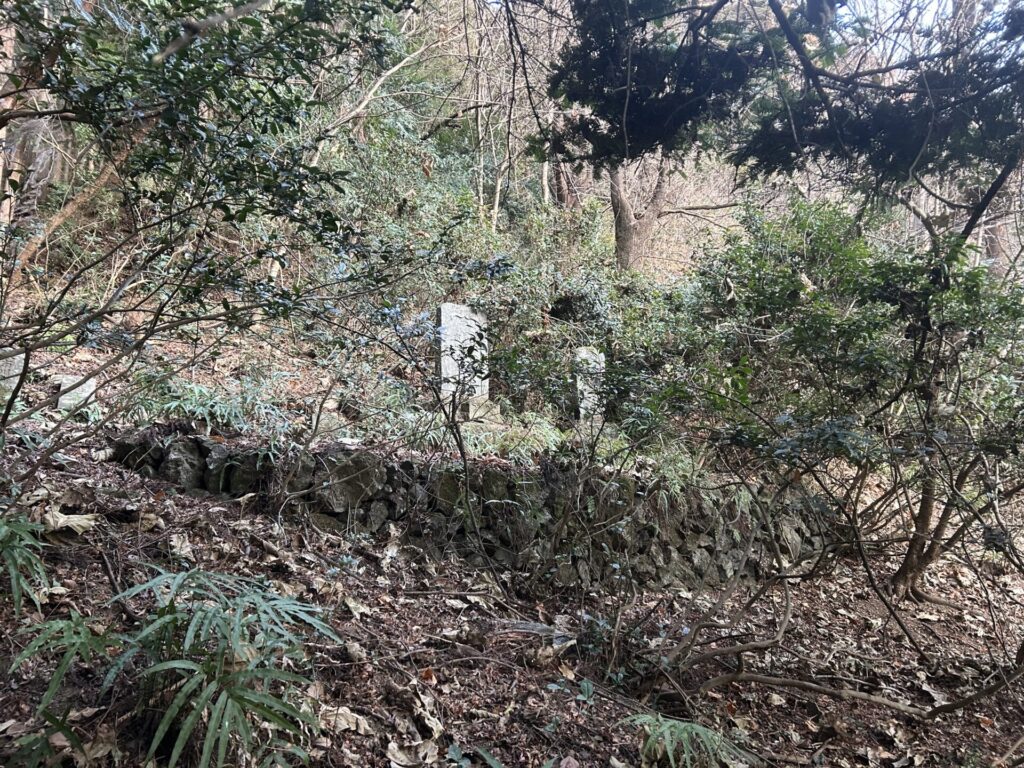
[153,0,274,64]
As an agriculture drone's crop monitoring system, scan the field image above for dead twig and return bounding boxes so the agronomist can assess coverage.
[994,733,1024,767]
[99,549,142,624]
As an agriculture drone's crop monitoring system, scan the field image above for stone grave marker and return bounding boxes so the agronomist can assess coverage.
[0,348,27,410]
[56,374,98,411]
[0,348,26,386]
[573,346,605,420]
[436,302,498,421]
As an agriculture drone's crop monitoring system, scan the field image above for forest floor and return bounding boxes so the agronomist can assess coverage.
[2,433,1023,768]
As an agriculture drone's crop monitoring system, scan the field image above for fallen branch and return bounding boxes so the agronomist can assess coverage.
[924,662,1024,718]
[699,672,929,718]
[700,660,1024,722]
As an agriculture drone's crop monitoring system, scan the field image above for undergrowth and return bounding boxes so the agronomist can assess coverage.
[628,714,756,767]
[10,568,338,768]
[0,512,47,615]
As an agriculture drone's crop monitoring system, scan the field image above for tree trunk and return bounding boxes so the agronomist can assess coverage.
[541,101,553,206]
[982,214,1012,275]
[541,157,550,205]
[609,162,669,271]
[921,455,982,567]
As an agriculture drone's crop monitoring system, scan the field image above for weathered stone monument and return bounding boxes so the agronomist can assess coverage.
[0,348,27,410]
[56,374,98,411]
[437,302,498,421]
[573,346,605,420]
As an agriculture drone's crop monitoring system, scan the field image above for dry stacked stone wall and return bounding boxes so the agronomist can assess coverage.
[112,429,829,589]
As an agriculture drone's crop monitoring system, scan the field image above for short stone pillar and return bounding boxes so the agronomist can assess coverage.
[0,348,27,410]
[436,302,498,421]
[573,346,605,420]
[56,374,98,411]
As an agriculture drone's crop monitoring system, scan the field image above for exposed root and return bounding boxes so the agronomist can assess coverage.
[910,585,960,610]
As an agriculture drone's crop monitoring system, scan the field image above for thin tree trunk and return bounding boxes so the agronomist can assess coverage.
[541,156,550,205]
[891,463,936,597]
[610,167,636,270]
[553,161,579,209]
[0,22,18,232]
[921,455,982,566]
[540,24,554,206]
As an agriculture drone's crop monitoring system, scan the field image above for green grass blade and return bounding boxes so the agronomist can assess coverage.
[199,690,229,768]
[146,671,207,762]
[169,679,220,768]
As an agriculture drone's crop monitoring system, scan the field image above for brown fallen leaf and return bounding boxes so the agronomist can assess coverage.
[321,706,374,736]
[42,510,99,534]
[386,740,423,767]
[0,719,19,735]
[169,533,195,561]
[344,596,372,618]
